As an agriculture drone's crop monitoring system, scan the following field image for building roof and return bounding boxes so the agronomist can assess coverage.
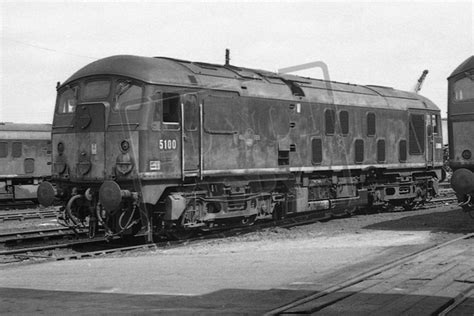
[0,122,51,132]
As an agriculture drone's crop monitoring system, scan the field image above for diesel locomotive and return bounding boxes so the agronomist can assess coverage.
[0,122,51,202]
[37,55,444,241]
[448,56,474,214]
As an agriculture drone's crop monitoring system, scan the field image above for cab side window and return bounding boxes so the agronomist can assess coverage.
[162,93,180,123]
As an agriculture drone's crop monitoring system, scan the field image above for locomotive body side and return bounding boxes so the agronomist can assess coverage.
[448,56,474,213]
[38,55,443,240]
[0,123,52,201]
[448,56,474,171]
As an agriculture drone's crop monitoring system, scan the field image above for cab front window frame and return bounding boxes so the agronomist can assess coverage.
[113,79,145,112]
[453,76,474,102]
[82,78,111,101]
[56,84,79,114]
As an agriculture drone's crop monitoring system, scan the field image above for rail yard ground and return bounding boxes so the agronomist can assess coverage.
[1,202,473,315]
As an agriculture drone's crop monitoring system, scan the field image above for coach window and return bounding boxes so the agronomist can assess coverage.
[163,93,180,123]
[12,142,22,158]
[0,142,7,158]
[114,80,143,111]
[367,113,376,136]
[325,109,335,135]
[339,110,349,135]
[57,85,78,114]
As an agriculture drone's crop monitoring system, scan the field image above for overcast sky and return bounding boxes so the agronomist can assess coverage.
[1,1,473,123]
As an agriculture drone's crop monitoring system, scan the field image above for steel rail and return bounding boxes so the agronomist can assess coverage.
[0,227,88,244]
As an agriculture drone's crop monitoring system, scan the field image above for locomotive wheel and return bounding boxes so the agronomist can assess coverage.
[402,199,416,212]
[241,215,257,226]
[344,207,357,216]
[272,202,286,221]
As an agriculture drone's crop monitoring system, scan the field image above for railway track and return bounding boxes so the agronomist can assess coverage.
[0,194,461,263]
[0,208,60,222]
[0,194,461,264]
[0,227,89,245]
[0,200,37,210]
[266,232,474,315]
[0,210,334,262]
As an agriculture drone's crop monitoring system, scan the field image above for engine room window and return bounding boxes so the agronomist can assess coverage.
[57,86,77,114]
[325,109,335,135]
[453,76,474,101]
[163,93,180,123]
[409,114,425,155]
[83,80,111,100]
[0,142,7,158]
[311,138,322,164]
[114,81,143,111]
[399,140,407,162]
[377,139,386,163]
[339,110,349,135]
[12,142,22,158]
[355,139,364,163]
[367,113,376,136]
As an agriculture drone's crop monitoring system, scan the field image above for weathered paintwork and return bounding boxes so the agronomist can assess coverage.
[50,55,443,206]
[44,55,445,239]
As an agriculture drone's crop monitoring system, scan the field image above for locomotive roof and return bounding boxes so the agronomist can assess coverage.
[0,122,51,132]
[62,55,439,112]
[448,55,474,79]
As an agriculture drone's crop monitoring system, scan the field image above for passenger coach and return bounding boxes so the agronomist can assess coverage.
[0,123,51,202]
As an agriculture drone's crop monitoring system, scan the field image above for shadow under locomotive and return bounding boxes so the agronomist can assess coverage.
[363,208,474,234]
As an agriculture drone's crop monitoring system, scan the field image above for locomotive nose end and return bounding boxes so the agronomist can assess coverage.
[451,168,474,195]
[37,181,55,207]
[99,181,123,212]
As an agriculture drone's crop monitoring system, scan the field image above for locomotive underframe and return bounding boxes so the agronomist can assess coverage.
[51,167,440,241]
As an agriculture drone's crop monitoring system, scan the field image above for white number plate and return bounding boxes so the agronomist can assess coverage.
[159,139,177,150]
[150,161,161,171]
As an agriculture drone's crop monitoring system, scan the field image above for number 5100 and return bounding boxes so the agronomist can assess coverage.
[159,139,177,150]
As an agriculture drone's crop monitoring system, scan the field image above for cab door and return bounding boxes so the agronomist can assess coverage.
[181,94,200,177]
[427,113,442,165]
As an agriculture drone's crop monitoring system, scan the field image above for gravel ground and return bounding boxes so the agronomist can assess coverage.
[1,201,473,315]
